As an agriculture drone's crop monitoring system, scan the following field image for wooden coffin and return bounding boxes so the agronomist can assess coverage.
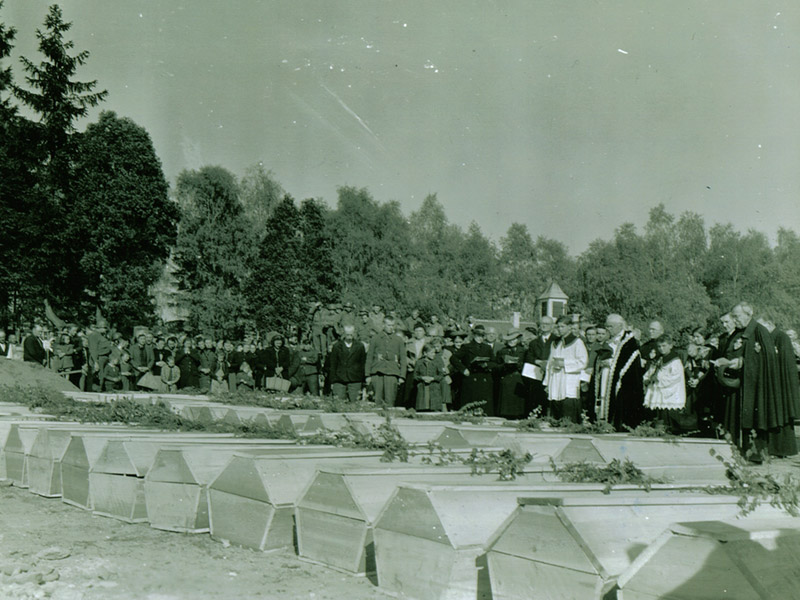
[372,482,729,600]
[434,425,516,449]
[589,434,734,480]
[301,413,353,433]
[61,431,238,510]
[90,438,297,523]
[486,495,790,600]
[295,462,551,576]
[144,444,338,534]
[207,450,396,551]
[26,424,139,497]
[4,421,85,488]
[616,518,800,599]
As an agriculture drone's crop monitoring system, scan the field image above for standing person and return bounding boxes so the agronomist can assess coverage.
[643,333,686,425]
[211,349,229,394]
[544,316,589,423]
[450,324,495,414]
[292,336,321,396]
[329,325,366,402]
[54,332,75,379]
[366,317,407,407]
[23,325,47,365]
[0,330,8,357]
[714,303,796,457]
[102,356,122,392]
[160,354,181,393]
[355,309,374,347]
[769,323,800,451]
[640,320,665,373]
[427,315,445,338]
[264,335,291,388]
[226,341,244,391]
[595,314,645,429]
[431,337,452,411]
[198,338,217,393]
[485,327,503,356]
[86,320,112,392]
[403,323,428,408]
[368,304,385,338]
[152,337,170,379]
[131,333,157,390]
[523,316,555,415]
[495,328,527,419]
[414,344,444,411]
[175,339,200,390]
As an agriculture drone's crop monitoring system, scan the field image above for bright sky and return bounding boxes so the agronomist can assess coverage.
[7,1,800,251]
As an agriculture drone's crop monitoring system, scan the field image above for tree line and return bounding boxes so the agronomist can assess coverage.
[2,4,798,339]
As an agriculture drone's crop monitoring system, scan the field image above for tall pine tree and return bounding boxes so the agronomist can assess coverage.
[13,4,107,195]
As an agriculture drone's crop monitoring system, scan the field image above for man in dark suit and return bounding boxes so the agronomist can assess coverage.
[0,330,8,358]
[23,325,47,365]
[523,316,555,415]
[329,324,367,402]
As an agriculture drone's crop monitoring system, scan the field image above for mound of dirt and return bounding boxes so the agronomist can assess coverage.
[0,359,79,393]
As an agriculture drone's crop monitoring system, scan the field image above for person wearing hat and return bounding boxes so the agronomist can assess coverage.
[368,304,385,337]
[354,309,373,347]
[366,316,407,407]
[337,302,357,336]
[495,328,527,418]
[544,315,589,423]
[449,324,496,414]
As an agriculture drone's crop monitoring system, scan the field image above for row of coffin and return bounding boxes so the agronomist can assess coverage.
[1,410,799,599]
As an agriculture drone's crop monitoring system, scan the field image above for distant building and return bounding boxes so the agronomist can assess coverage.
[536,281,568,320]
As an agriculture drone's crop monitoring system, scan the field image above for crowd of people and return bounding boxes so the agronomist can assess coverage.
[2,299,799,458]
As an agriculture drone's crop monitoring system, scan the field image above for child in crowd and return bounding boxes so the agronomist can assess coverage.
[211,350,229,394]
[237,361,256,391]
[102,356,122,392]
[414,344,444,411]
[160,354,181,393]
[119,352,133,392]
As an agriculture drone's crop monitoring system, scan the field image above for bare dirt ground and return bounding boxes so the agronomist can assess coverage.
[0,483,392,600]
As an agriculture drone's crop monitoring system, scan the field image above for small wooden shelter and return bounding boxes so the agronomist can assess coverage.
[536,281,568,320]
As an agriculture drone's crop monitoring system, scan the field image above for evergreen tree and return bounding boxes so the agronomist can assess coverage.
[13,4,107,193]
[298,198,337,304]
[245,196,305,331]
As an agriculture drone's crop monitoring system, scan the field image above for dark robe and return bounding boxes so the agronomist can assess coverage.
[596,331,644,430]
[451,340,496,414]
[737,320,796,457]
[495,344,527,418]
[176,348,201,389]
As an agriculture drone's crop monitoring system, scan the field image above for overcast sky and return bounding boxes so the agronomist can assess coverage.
[7,1,799,252]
